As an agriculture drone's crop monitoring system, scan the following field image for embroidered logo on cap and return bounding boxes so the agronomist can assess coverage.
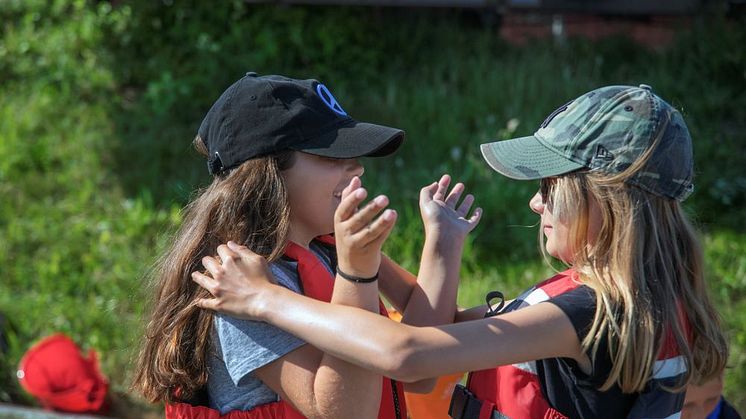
[316,84,347,116]
[595,145,615,162]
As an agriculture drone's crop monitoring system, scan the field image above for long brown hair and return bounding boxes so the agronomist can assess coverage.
[544,137,728,393]
[132,136,295,403]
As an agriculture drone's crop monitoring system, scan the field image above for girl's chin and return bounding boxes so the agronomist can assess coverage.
[545,249,573,264]
[544,244,561,260]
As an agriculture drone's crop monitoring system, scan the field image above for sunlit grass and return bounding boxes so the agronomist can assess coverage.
[1,2,744,412]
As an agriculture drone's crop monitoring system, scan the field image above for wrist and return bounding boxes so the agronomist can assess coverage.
[336,266,379,283]
[424,226,466,241]
[254,284,280,321]
[423,235,464,255]
[336,257,380,279]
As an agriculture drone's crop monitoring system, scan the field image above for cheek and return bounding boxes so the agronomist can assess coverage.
[586,203,603,245]
[547,224,575,262]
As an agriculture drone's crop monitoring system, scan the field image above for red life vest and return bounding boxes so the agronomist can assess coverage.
[449,269,689,419]
[167,236,406,419]
[459,270,578,419]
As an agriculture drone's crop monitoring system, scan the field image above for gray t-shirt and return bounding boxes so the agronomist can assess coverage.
[207,242,335,414]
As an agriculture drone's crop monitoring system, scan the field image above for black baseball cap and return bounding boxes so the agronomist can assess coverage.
[198,72,405,175]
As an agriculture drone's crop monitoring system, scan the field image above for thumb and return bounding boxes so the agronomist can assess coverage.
[227,241,258,258]
[193,298,219,311]
[419,182,438,205]
[467,207,483,231]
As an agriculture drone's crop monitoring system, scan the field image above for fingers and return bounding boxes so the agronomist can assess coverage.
[336,176,364,221]
[335,187,368,222]
[200,243,266,281]
[468,207,483,230]
[350,208,398,248]
[433,174,451,201]
[216,244,239,267]
[193,298,219,311]
[419,181,438,205]
[422,174,473,211]
[226,241,262,262]
[192,271,219,295]
[341,194,390,233]
[201,255,222,276]
[444,182,465,208]
[456,194,475,217]
[341,176,362,200]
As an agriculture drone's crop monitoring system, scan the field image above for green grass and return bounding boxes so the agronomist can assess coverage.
[1,1,744,413]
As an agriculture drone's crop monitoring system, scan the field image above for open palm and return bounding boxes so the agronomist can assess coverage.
[419,174,482,240]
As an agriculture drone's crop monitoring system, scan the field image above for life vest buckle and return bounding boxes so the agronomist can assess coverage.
[448,384,482,419]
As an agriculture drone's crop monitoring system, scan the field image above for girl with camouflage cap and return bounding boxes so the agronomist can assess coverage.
[192,85,729,418]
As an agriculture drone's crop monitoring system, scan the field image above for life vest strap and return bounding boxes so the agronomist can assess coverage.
[448,384,508,419]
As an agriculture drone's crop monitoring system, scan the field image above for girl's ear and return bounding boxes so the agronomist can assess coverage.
[276,150,297,171]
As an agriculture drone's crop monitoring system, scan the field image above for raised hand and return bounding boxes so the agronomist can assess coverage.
[334,176,398,278]
[419,174,482,240]
[191,242,274,320]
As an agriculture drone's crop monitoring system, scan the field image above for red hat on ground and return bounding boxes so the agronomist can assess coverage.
[17,333,109,413]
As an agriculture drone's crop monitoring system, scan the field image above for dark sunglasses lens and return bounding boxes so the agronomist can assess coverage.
[540,179,549,203]
[540,178,556,204]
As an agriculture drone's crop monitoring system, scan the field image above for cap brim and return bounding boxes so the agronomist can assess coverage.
[480,135,584,180]
[291,121,404,159]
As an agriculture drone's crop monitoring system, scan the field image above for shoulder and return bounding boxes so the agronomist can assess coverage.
[545,284,596,339]
[309,239,336,268]
[719,398,743,419]
[535,269,584,295]
[505,269,590,314]
[269,258,303,294]
[211,313,305,387]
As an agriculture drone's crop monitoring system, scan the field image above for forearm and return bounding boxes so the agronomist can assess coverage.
[260,284,418,379]
[377,255,440,393]
[378,254,417,313]
[455,304,489,322]
[402,235,463,326]
[258,285,579,383]
[259,285,488,382]
[312,277,381,418]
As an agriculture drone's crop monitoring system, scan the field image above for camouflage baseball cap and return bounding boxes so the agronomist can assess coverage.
[480,85,694,201]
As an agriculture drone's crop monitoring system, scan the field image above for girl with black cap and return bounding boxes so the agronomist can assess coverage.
[132,73,482,419]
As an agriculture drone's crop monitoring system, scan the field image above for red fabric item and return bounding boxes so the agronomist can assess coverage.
[284,236,407,419]
[465,269,691,419]
[169,236,406,419]
[466,270,578,419]
[167,400,305,419]
[17,333,109,414]
[478,400,495,419]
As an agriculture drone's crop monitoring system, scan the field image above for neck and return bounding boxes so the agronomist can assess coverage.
[287,224,318,249]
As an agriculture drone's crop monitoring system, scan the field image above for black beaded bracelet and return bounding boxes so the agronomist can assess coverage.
[336,266,379,283]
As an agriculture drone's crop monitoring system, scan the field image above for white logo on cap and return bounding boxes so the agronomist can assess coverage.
[316,84,347,116]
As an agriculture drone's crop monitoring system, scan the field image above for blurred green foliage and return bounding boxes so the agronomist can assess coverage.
[1,0,744,413]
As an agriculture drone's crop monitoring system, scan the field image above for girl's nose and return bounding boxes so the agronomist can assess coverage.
[348,159,364,177]
[529,192,544,215]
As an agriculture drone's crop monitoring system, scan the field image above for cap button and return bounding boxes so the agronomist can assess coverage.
[245,72,258,77]
[639,84,652,91]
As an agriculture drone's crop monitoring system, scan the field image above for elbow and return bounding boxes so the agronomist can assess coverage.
[379,333,428,383]
[312,383,381,419]
[404,378,438,394]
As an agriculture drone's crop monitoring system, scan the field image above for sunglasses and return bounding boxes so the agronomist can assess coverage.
[539,177,558,205]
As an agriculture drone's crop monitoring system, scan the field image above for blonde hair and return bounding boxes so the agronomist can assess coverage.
[132,137,295,403]
[543,145,728,393]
